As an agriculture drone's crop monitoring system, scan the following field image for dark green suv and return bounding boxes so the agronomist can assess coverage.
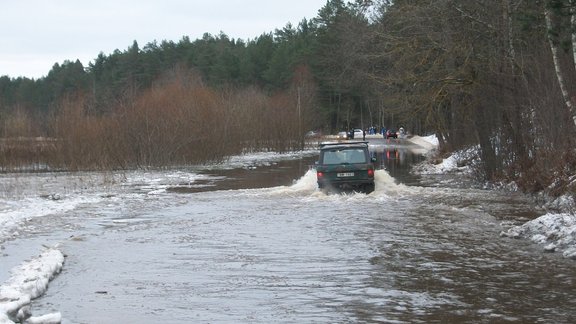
[316,141,375,194]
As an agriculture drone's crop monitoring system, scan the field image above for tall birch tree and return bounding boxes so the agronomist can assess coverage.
[545,0,576,125]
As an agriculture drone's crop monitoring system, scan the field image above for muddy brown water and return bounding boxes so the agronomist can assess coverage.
[2,138,575,323]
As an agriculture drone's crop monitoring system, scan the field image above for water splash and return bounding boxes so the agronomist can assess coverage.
[266,168,421,199]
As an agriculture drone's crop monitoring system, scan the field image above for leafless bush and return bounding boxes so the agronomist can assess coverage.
[1,108,35,138]
[1,69,315,171]
[0,108,59,171]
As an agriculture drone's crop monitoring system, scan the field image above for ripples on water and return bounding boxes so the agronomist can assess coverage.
[2,148,575,323]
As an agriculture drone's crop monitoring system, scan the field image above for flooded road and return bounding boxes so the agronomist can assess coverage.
[2,138,576,323]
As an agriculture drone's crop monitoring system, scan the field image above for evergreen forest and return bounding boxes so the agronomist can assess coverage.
[1,0,576,198]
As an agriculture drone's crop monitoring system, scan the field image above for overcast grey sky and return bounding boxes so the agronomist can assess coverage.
[0,0,327,79]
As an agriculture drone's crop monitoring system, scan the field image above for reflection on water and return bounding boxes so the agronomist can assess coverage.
[168,139,426,193]
[370,143,425,185]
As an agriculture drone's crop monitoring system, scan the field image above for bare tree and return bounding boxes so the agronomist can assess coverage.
[541,0,576,129]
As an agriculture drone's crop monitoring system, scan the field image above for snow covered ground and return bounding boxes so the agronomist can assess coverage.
[409,135,474,175]
[411,135,576,261]
[0,247,63,324]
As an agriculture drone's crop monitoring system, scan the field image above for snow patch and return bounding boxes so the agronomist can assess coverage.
[409,135,439,150]
[541,194,576,213]
[0,195,102,244]
[502,213,576,259]
[412,146,476,175]
[0,247,64,323]
[411,135,576,260]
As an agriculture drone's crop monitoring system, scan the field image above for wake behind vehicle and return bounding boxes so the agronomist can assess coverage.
[316,141,376,194]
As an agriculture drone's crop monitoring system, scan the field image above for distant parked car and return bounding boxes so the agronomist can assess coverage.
[386,129,398,139]
[337,131,348,140]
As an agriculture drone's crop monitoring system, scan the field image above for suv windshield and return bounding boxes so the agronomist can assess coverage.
[322,148,367,165]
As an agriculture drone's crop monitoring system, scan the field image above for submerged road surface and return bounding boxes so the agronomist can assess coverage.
[1,138,575,323]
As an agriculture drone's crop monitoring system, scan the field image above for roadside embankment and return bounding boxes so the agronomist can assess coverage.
[407,134,576,260]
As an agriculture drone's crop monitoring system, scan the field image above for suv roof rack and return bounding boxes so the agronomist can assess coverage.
[319,141,369,148]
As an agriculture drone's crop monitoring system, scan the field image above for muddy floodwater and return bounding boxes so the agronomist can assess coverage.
[1,138,576,323]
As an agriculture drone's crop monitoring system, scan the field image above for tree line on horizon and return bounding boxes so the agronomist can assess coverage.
[1,0,576,197]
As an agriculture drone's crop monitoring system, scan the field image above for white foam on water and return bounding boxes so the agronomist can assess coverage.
[266,168,421,200]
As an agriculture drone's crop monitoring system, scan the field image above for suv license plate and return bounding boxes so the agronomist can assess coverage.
[337,172,354,177]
